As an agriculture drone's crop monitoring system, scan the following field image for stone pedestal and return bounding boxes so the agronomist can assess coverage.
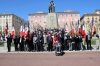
[99,40,100,50]
[96,40,99,50]
[47,13,58,29]
[4,41,7,50]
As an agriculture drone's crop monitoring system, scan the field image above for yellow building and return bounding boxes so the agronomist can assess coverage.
[0,13,25,36]
[80,10,100,34]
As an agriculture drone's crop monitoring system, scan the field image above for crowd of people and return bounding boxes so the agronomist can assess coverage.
[6,28,93,55]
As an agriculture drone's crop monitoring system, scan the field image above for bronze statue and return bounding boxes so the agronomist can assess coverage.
[48,0,55,13]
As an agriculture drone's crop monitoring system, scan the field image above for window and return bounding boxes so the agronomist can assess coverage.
[66,19,68,22]
[44,15,46,18]
[31,21,33,23]
[40,20,42,22]
[58,19,60,22]
[35,16,37,18]
[71,18,72,21]
[57,15,59,17]
[9,19,11,21]
[0,16,2,18]
[3,16,5,18]
[71,14,72,16]
[35,20,37,22]
[40,16,41,18]
[62,15,64,17]
[66,14,67,17]
[95,20,98,23]
[75,19,77,22]
[31,16,33,18]
[62,19,64,22]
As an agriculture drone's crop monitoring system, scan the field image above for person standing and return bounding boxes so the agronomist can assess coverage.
[75,33,79,51]
[24,37,29,52]
[43,32,48,51]
[19,36,24,51]
[67,34,72,51]
[53,33,58,50]
[6,33,12,52]
[47,33,53,51]
[58,32,63,52]
[37,31,43,52]
[33,34,38,52]
[86,32,92,50]
[79,34,83,50]
[14,35,19,51]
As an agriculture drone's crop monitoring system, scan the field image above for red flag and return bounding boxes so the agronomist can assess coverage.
[4,19,8,35]
[20,22,23,37]
[82,21,86,38]
[26,21,31,39]
[78,20,82,36]
[71,21,75,37]
[92,18,96,35]
[11,23,15,39]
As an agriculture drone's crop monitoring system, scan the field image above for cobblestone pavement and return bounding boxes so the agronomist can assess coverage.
[0,51,100,66]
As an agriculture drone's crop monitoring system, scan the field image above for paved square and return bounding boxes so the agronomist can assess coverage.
[0,51,100,66]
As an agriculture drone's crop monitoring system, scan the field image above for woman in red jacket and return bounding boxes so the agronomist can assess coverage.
[53,33,58,47]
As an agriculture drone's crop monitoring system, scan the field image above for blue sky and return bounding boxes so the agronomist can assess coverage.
[0,0,100,21]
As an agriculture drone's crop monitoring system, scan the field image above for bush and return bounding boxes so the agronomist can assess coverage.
[83,38,100,45]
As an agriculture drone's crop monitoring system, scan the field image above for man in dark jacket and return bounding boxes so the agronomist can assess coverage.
[47,33,53,51]
[86,32,92,50]
[14,35,19,51]
[6,34,12,52]
[19,36,24,51]
[75,34,79,51]
[37,31,43,51]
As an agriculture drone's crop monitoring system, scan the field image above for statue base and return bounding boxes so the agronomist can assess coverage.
[46,13,58,29]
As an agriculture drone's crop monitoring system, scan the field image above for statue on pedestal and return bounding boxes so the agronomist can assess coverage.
[48,0,55,13]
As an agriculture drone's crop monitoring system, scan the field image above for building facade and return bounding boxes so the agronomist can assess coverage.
[80,10,100,34]
[0,13,25,36]
[28,10,80,32]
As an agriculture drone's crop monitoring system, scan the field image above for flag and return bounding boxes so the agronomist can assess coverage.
[26,21,31,39]
[82,21,86,38]
[4,19,8,35]
[92,18,96,35]
[65,22,69,33]
[71,21,75,37]
[78,20,82,36]
[11,23,15,39]
[22,23,25,37]
[20,21,23,37]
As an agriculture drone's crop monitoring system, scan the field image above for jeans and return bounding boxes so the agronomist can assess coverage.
[24,44,28,51]
[34,43,38,51]
[69,43,72,50]
[79,42,83,50]
[55,46,61,54]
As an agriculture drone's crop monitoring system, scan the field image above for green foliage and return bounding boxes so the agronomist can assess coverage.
[83,38,100,45]
[0,42,4,47]
[0,41,14,47]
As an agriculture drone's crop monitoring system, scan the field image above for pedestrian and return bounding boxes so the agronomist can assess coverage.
[6,33,12,52]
